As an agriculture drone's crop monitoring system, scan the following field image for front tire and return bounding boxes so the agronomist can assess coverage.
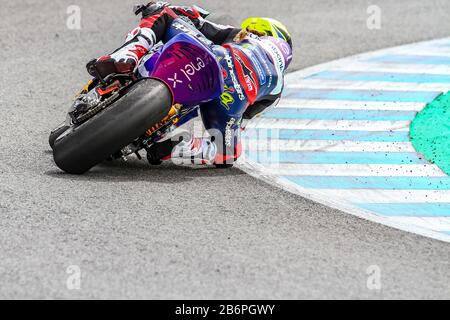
[52,78,172,174]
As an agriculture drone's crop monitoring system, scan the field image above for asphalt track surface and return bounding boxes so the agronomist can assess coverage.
[1,0,450,299]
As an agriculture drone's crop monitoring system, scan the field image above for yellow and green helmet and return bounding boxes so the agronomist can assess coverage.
[241,17,292,49]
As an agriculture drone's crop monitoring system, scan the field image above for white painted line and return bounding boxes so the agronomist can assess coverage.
[388,47,450,57]
[240,37,450,243]
[289,79,450,92]
[387,217,450,232]
[238,161,450,243]
[244,140,416,152]
[277,99,426,112]
[247,118,411,132]
[259,164,446,177]
[310,189,450,204]
[325,62,450,75]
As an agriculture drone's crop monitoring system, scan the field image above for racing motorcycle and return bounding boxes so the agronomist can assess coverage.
[50,30,224,174]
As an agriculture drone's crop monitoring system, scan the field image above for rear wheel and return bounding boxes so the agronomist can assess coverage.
[49,125,70,149]
[52,78,172,174]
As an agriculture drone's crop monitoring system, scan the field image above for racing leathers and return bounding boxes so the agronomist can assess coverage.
[90,2,292,166]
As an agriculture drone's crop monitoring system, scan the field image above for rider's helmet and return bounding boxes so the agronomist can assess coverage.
[242,17,293,71]
[241,17,292,49]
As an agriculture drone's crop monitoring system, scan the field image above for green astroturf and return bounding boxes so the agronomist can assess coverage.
[410,92,450,175]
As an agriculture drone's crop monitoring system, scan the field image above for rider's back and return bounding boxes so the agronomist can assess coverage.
[220,32,292,105]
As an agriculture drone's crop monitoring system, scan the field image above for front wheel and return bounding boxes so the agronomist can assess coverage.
[52,78,173,174]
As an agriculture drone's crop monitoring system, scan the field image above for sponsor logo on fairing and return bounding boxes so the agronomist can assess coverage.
[180,57,206,81]
[166,57,206,88]
[168,72,183,88]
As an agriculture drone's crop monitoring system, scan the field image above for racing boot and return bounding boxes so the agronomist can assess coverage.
[86,26,157,80]
[86,2,176,79]
[148,132,218,166]
[171,136,218,166]
[86,1,210,80]
[147,132,239,168]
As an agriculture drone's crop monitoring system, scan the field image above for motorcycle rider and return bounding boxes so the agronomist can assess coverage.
[87,2,293,167]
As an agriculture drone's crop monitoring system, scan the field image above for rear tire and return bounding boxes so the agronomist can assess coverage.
[49,125,70,149]
[52,78,172,174]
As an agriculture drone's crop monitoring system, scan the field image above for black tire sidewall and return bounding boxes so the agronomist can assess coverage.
[52,78,172,174]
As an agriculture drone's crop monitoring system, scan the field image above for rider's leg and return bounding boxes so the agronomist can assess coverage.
[87,2,178,78]
[197,99,246,166]
[147,96,247,167]
[169,46,249,167]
